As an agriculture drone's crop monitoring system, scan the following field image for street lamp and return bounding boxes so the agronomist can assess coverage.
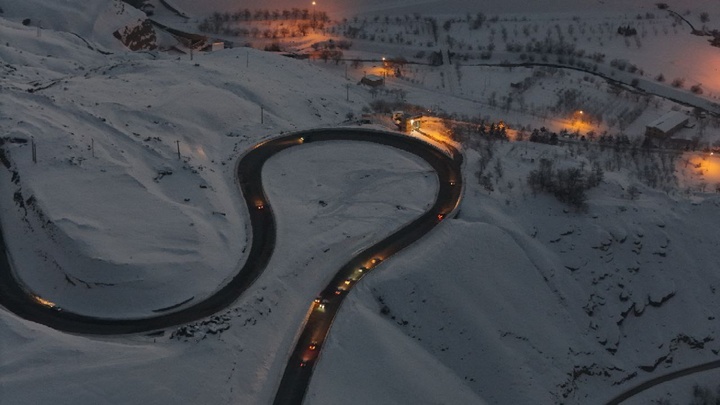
[312,1,316,27]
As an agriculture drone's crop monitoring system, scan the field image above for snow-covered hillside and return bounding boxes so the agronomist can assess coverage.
[0,0,148,50]
[2,1,720,404]
[311,141,720,403]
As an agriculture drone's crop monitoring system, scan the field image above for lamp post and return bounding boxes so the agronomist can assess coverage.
[312,1,316,28]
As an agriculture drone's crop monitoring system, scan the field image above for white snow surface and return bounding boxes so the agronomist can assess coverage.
[2,1,720,404]
[0,0,146,50]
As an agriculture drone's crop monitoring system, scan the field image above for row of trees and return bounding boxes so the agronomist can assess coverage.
[205,8,329,23]
[198,22,314,38]
[198,8,329,37]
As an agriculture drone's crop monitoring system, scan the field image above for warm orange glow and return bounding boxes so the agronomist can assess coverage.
[680,154,720,188]
[409,116,455,146]
[33,295,56,308]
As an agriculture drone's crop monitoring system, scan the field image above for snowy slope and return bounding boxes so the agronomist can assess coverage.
[0,0,146,50]
[310,142,720,403]
[2,0,720,404]
[0,15,376,315]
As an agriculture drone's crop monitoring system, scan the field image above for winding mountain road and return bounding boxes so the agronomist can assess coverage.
[0,128,463,403]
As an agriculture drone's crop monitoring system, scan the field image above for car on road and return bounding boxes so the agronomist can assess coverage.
[309,341,318,351]
[314,296,328,310]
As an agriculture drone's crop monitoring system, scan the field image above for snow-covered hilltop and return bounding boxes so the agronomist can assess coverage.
[2,0,720,404]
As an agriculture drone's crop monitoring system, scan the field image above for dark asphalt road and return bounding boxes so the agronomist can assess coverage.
[272,129,463,405]
[0,127,463,403]
[0,135,287,334]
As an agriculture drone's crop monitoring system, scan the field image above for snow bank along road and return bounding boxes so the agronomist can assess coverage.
[0,128,463,402]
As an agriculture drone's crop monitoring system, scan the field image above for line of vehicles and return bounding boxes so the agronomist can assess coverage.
[300,256,384,369]
[295,180,460,369]
[258,134,460,373]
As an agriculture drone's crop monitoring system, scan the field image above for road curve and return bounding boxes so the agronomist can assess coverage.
[272,130,463,404]
[606,360,720,405]
[0,133,284,334]
[0,127,463,401]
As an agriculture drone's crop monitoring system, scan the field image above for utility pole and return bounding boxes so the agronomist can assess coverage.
[176,140,181,160]
[260,105,264,124]
[91,138,95,158]
[346,83,350,101]
[31,137,37,163]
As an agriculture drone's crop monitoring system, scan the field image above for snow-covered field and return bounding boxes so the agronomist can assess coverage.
[2,0,720,403]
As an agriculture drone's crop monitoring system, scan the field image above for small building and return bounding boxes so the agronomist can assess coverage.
[645,111,689,139]
[199,41,226,52]
[360,74,384,87]
[392,111,422,132]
